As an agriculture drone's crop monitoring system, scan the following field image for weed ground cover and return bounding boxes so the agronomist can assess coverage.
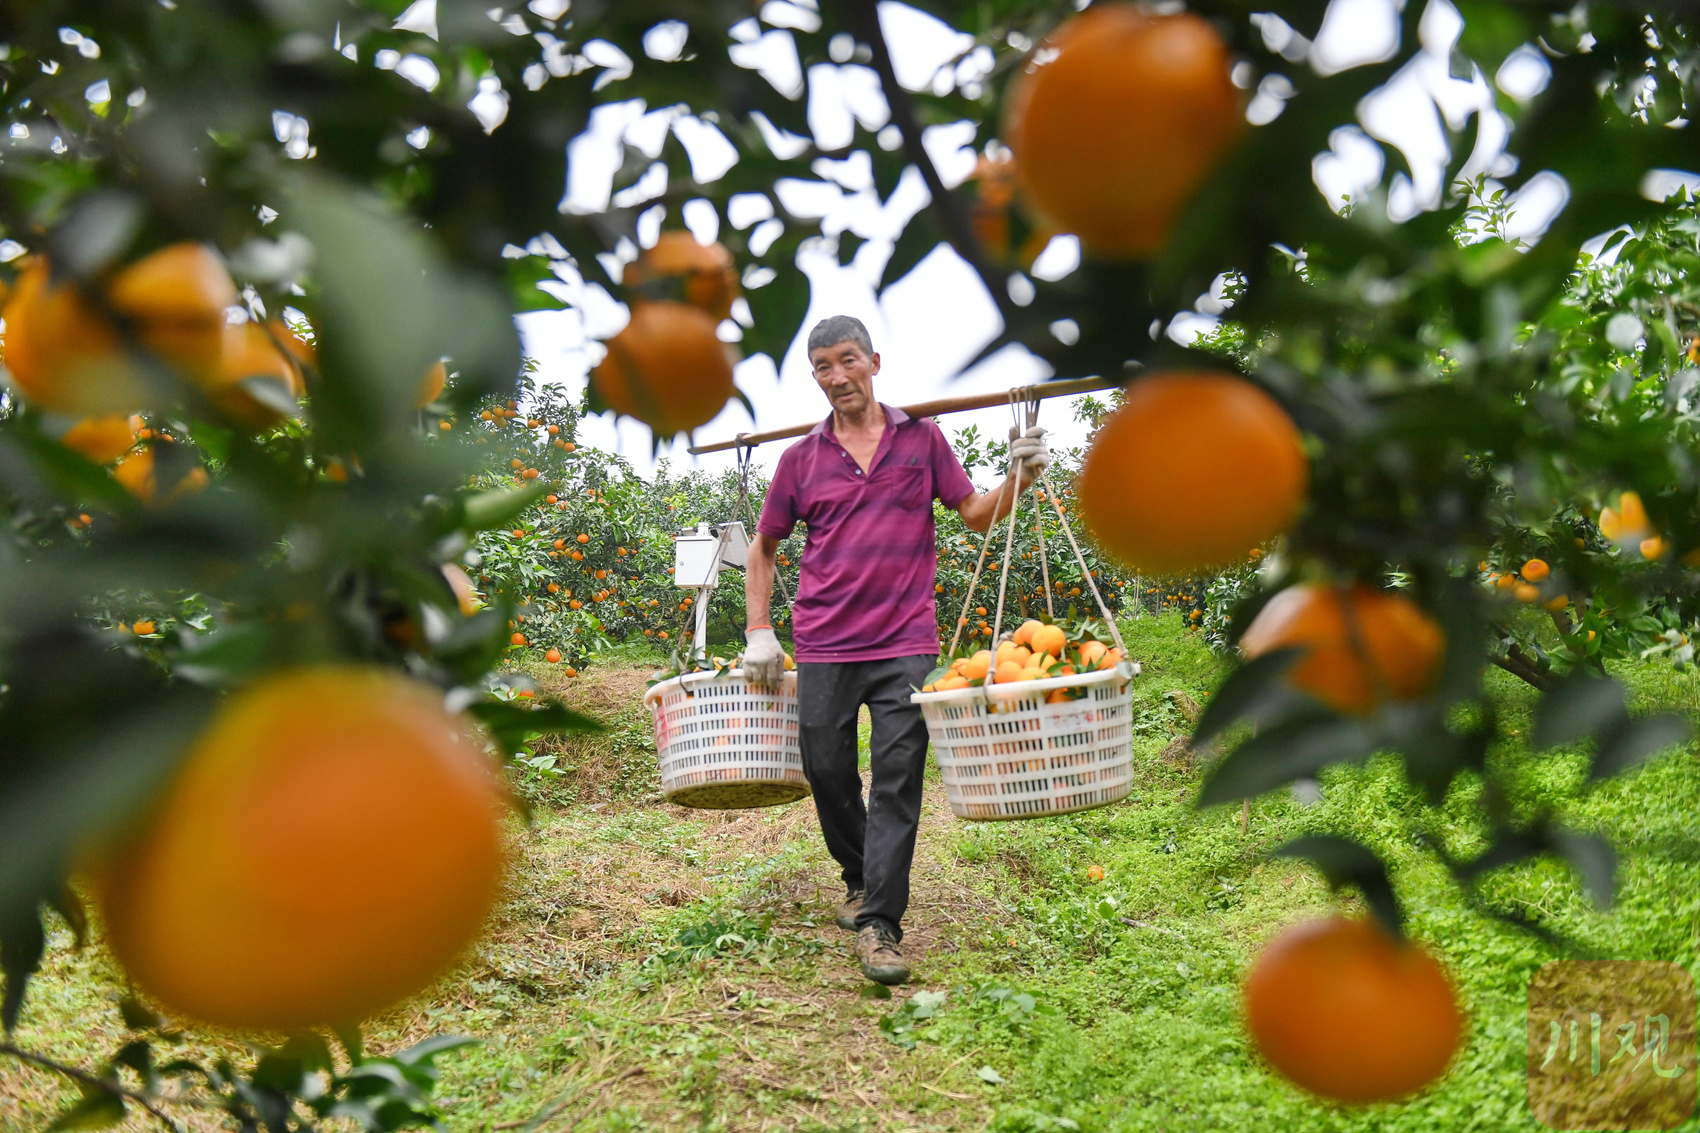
[4,615,1697,1131]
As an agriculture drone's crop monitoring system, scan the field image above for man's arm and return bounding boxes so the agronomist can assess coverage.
[949,427,1050,534]
[955,467,1038,533]
[745,532,779,629]
[742,532,786,684]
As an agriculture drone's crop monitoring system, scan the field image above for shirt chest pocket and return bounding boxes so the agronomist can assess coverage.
[890,465,929,511]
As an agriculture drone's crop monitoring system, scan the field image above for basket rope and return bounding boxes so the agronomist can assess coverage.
[946,387,1127,686]
[737,443,790,607]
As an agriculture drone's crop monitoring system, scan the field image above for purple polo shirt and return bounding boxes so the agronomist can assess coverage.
[758,404,976,663]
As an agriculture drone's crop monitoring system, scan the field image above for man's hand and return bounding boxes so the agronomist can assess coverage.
[743,626,786,686]
[1009,426,1050,479]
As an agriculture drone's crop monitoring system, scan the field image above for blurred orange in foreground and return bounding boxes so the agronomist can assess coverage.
[1077,373,1307,575]
[627,231,741,321]
[3,245,237,415]
[92,666,506,1032]
[1004,5,1242,257]
[1244,916,1463,1103]
[591,301,735,436]
[1238,584,1443,715]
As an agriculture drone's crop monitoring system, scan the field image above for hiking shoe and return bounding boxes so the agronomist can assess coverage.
[835,890,866,931]
[855,924,911,985]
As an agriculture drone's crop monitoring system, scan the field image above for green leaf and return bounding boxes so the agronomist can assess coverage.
[1,907,45,1033]
[46,1089,125,1131]
[976,1065,1005,1085]
[1591,713,1690,780]
[1195,713,1375,807]
[467,698,602,759]
[1451,824,1551,885]
[463,484,549,532]
[1532,674,1626,750]
[1271,834,1403,939]
[1552,829,1617,909]
[1190,647,1304,746]
[393,1034,479,1066]
[117,998,163,1032]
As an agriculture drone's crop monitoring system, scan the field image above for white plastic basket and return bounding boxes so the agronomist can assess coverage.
[643,668,809,809]
[912,663,1138,821]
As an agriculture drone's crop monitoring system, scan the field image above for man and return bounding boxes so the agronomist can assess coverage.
[742,315,1048,985]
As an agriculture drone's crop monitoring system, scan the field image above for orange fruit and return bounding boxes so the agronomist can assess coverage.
[576,533,590,543]
[1599,491,1648,542]
[106,243,238,378]
[1078,373,1306,575]
[1004,5,1241,257]
[132,620,156,636]
[1238,584,1443,715]
[91,666,504,1032]
[1085,865,1105,882]
[113,448,209,506]
[2,258,126,414]
[1513,583,1540,604]
[418,360,447,407]
[1244,917,1463,1103]
[510,632,526,646]
[441,564,479,615]
[1545,594,1570,612]
[1494,572,1517,591]
[208,321,306,430]
[962,650,992,680]
[60,414,139,464]
[4,246,237,415]
[1641,535,1668,560]
[627,232,741,321]
[1520,558,1550,582]
[1077,640,1108,668]
[993,660,1025,683]
[1012,619,1041,646]
[591,301,735,436]
[1030,624,1066,659]
[545,648,562,663]
[936,674,970,691]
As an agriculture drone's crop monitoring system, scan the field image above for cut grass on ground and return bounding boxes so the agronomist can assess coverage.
[5,613,1699,1131]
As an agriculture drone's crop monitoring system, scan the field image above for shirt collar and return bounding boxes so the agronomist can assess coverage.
[809,402,909,437]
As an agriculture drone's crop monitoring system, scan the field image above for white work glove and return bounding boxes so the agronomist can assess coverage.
[1008,425,1050,478]
[743,626,786,686]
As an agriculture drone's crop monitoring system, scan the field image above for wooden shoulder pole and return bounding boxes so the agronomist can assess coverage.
[687,375,1121,455]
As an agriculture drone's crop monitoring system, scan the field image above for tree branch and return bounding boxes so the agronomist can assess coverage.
[0,1041,181,1131]
[839,0,1018,328]
[1489,645,1554,691]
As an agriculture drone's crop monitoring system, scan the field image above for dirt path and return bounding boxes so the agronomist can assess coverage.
[400,769,1014,1132]
[1,667,1035,1133]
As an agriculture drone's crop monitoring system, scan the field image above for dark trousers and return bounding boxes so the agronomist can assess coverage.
[797,655,933,941]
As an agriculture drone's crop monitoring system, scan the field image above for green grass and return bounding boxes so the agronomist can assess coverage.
[4,611,1698,1131]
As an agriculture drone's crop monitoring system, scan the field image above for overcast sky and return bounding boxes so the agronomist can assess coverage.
[517,0,1585,487]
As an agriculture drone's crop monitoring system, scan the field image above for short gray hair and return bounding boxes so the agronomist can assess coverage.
[807,315,873,359]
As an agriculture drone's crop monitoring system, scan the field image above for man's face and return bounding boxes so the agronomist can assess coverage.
[809,339,881,416]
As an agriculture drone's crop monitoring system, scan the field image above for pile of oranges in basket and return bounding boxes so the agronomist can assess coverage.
[921,618,1123,702]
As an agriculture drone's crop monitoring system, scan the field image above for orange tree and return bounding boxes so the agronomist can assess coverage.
[461,397,1132,667]
[931,422,1134,644]
[456,377,806,668]
[4,0,1700,1121]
